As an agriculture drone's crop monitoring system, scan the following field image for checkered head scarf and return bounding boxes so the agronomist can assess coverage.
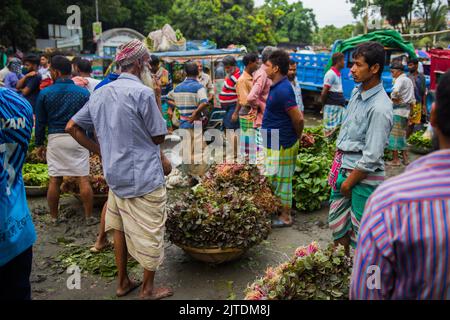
[8,58,22,75]
[115,39,148,67]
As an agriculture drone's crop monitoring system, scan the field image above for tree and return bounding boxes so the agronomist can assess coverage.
[121,0,172,35]
[428,4,448,32]
[0,0,37,51]
[278,1,318,44]
[375,0,414,33]
[169,0,275,50]
[313,24,355,47]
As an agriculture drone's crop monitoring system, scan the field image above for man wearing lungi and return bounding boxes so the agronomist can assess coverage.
[234,52,259,163]
[66,40,172,300]
[407,58,427,134]
[388,61,415,166]
[262,50,304,228]
[321,53,346,137]
[35,55,94,225]
[327,42,393,255]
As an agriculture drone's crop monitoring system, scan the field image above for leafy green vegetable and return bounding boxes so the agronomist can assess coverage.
[167,164,278,250]
[293,125,335,212]
[55,245,139,279]
[408,130,432,150]
[245,242,352,300]
[22,163,49,187]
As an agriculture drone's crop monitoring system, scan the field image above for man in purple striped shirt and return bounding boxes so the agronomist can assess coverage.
[350,70,450,300]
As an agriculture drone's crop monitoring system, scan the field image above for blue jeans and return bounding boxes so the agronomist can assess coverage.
[223,104,240,130]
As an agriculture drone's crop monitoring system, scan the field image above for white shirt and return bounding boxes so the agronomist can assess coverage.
[85,77,101,93]
[391,73,415,117]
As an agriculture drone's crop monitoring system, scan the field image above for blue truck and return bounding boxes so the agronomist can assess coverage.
[291,39,431,110]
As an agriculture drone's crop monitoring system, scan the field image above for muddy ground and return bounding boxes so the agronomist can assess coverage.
[26,112,420,300]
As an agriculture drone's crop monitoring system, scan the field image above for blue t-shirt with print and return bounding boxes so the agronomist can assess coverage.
[262,77,299,149]
[0,87,36,266]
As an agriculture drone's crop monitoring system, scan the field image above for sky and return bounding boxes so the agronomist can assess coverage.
[254,0,356,28]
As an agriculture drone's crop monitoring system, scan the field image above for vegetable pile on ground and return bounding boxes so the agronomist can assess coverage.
[55,245,139,279]
[61,155,109,194]
[167,164,280,250]
[293,126,335,212]
[408,130,432,154]
[26,132,47,164]
[245,242,352,300]
[22,163,49,187]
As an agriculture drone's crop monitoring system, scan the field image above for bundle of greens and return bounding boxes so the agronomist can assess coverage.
[408,130,432,152]
[61,155,108,194]
[55,245,138,279]
[293,153,332,212]
[245,242,352,300]
[167,164,279,250]
[22,163,49,187]
[293,126,335,212]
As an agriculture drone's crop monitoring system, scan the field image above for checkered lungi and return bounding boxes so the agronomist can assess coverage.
[388,115,408,151]
[239,116,256,163]
[323,104,345,136]
[328,169,384,248]
[263,141,299,208]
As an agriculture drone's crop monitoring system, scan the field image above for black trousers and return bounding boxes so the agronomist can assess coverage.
[0,246,33,300]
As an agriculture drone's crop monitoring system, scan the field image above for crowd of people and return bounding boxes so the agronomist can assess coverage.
[1,37,449,301]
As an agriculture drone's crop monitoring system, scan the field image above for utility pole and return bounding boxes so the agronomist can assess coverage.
[364,0,370,34]
[94,0,101,56]
[95,0,99,22]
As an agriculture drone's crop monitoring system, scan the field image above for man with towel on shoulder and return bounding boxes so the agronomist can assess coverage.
[66,39,173,300]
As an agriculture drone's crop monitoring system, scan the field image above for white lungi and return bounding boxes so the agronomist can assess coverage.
[46,133,90,177]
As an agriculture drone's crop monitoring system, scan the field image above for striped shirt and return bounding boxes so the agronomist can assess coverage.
[167,78,207,129]
[350,149,450,300]
[219,68,240,107]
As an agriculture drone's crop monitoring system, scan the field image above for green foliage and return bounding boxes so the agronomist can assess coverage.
[408,130,432,153]
[277,1,318,44]
[22,163,49,187]
[293,126,336,212]
[245,242,352,300]
[1,0,38,51]
[167,164,279,249]
[55,245,138,279]
[313,25,355,47]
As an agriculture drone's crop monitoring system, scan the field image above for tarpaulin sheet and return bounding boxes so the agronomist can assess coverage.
[326,30,417,70]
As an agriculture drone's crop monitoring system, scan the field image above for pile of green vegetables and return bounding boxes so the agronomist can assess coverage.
[22,163,49,187]
[408,130,432,153]
[167,164,279,250]
[294,126,336,212]
[55,245,139,279]
[245,242,352,300]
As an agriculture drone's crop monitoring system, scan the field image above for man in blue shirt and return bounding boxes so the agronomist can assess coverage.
[262,50,304,228]
[327,42,393,255]
[0,87,36,300]
[35,56,94,225]
[66,39,172,300]
[15,54,41,112]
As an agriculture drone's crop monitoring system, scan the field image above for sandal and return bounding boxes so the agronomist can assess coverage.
[272,218,293,228]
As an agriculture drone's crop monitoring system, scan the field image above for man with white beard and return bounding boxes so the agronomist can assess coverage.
[66,39,173,300]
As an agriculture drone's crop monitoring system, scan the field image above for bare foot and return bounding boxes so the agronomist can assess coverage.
[387,160,401,167]
[116,279,142,297]
[90,238,110,253]
[140,287,174,300]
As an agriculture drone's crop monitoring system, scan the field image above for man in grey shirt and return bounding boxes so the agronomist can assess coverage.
[66,39,173,300]
[327,42,393,256]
